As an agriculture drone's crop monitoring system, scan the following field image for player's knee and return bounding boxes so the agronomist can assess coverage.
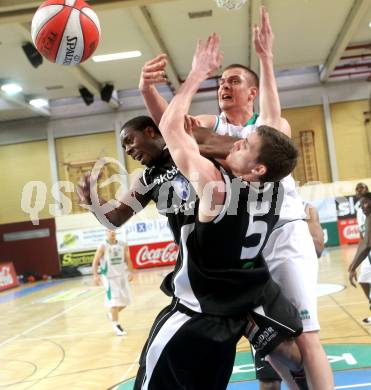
[296,330,323,356]
[259,379,281,390]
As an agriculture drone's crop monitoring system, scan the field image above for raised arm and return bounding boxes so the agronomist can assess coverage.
[139,54,216,129]
[139,54,169,126]
[158,34,225,203]
[254,6,291,137]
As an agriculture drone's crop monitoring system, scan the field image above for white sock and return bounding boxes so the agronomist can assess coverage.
[112,321,119,326]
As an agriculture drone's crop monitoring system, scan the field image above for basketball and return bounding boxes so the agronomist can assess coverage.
[31,0,101,66]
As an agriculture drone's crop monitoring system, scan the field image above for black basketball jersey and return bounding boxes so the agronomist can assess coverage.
[171,165,284,316]
[139,148,198,245]
[140,152,283,316]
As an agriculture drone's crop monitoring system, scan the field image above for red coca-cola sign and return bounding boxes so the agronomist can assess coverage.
[0,262,19,292]
[338,218,360,245]
[129,241,179,269]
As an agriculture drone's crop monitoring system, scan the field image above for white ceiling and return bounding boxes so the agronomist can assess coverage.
[0,0,370,122]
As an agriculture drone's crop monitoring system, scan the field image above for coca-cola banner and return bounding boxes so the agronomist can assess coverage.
[338,218,360,245]
[129,241,179,269]
[0,262,19,292]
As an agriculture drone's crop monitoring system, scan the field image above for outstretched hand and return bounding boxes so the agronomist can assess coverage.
[253,6,274,59]
[139,54,168,92]
[191,33,223,79]
[77,171,101,209]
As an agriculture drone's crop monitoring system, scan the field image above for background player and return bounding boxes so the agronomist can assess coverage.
[92,229,132,336]
[349,191,371,325]
[138,7,332,390]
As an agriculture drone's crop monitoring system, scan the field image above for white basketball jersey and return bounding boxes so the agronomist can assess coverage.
[213,112,306,222]
[355,200,366,236]
[100,241,127,278]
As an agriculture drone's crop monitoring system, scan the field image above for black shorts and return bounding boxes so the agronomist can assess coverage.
[134,300,247,390]
[245,286,303,357]
[135,288,302,389]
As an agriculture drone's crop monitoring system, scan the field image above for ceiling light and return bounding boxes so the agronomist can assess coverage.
[1,83,23,95]
[29,98,49,108]
[369,21,371,28]
[92,51,142,62]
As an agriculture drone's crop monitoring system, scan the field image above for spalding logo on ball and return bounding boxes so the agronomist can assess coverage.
[31,0,101,65]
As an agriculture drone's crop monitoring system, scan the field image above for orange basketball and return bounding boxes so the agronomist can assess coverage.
[31,0,101,65]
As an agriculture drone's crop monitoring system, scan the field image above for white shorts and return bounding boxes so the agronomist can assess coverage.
[262,220,320,332]
[102,274,132,307]
[358,255,371,284]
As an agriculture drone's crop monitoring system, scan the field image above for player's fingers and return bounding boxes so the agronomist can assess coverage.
[142,70,166,80]
[145,53,167,66]
[143,60,167,73]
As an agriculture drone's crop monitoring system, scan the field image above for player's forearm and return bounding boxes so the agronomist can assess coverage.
[259,55,281,129]
[141,85,169,126]
[92,255,100,276]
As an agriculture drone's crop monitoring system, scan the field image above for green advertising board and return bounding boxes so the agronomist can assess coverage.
[115,344,371,389]
[321,221,340,247]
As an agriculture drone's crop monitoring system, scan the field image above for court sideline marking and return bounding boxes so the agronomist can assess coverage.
[0,290,103,348]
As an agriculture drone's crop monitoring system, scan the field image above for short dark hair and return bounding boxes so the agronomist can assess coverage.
[223,64,259,88]
[256,126,298,182]
[121,115,160,135]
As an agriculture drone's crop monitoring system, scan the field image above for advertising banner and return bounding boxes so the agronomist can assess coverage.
[336,195,360,245]
[57,217,175,270]
[56,227,125,254]
[321,221,340,247]
[336,195,357,220]
[129,241,178,269]
[338,218,360,245]
[124,218,173,245]
[0,262,19,292]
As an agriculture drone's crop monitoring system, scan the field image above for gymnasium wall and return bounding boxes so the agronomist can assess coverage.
[330,99,371,181]
[0,140,54,224]
[0,92,369,227]
[55,131,118,181]
[282,104,332,184]
[0,218,60,276]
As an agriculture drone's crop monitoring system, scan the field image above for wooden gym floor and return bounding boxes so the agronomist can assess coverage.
[1,245,371,390]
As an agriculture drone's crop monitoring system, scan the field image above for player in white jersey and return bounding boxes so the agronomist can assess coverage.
[92,230,132,336]
[138,7,333,390]
[351,184,371,324]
